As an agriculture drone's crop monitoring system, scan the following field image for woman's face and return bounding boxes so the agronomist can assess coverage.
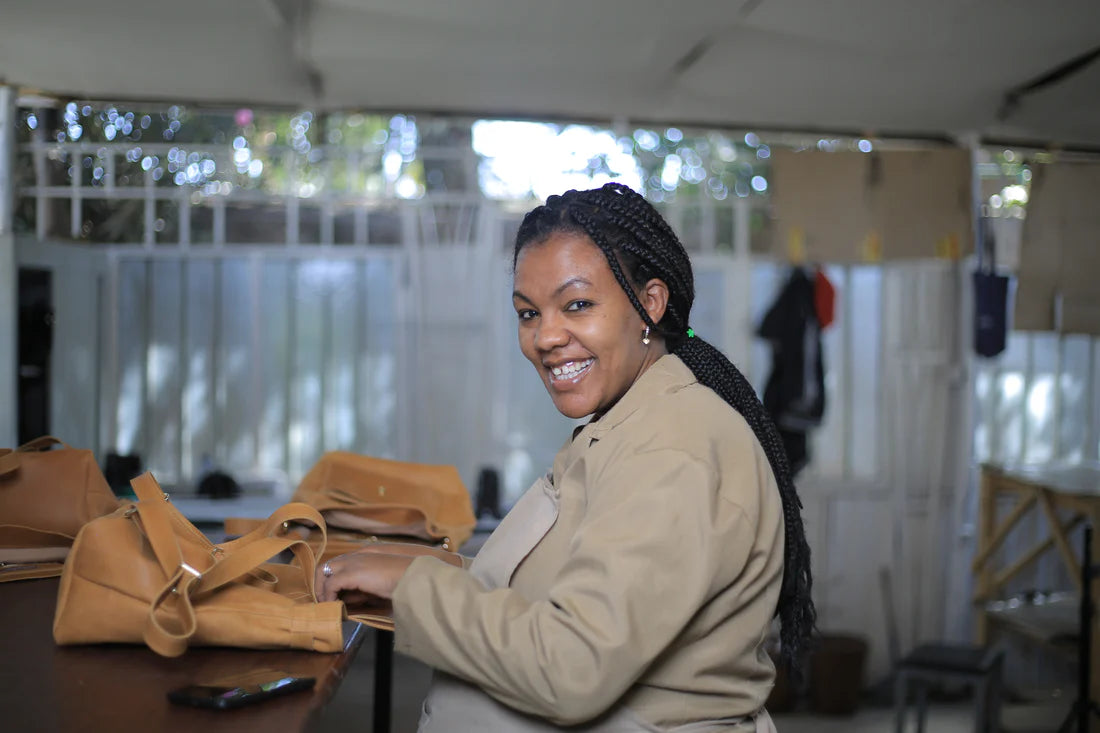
[513,231,668,420]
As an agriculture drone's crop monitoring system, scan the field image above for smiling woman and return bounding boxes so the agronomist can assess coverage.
[512,231,670,420]
[315,183,814,732]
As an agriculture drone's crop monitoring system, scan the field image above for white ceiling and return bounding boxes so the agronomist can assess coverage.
[2,0,1098,146]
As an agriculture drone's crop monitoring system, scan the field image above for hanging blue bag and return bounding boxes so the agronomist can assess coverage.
[972,219,1010,358]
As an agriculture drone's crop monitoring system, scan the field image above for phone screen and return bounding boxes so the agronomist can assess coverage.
[167,675,316,710]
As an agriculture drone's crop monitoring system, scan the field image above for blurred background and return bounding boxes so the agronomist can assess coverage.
[2,0,1099,726]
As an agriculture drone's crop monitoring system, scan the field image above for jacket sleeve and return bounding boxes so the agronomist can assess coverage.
[391,447,757,725]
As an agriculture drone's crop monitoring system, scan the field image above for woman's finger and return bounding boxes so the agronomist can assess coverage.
[314,552,413,602]
[337,589,374,606]
[315,552,353,601]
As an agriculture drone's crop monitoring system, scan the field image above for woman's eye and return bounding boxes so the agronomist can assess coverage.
[516,309,537,321]
[566,300,593,312]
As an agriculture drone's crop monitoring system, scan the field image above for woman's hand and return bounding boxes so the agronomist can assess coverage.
[314,551,412,602]
[314,544,463,603]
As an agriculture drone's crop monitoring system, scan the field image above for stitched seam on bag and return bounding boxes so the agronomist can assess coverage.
[0,525,75,540]
[64,575,332,622]
[65,573,172,606]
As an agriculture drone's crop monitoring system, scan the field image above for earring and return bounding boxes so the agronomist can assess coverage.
[642,326,650,346]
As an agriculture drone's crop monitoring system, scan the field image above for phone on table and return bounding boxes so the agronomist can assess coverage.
[167,674,316,710]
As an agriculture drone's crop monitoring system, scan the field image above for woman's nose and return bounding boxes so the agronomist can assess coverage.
[534,315,569,351]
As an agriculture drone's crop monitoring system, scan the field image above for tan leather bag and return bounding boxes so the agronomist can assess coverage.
[53,472,347,657]
[293,452,477,550]
[222,519,444,565]
[0,436,120,582]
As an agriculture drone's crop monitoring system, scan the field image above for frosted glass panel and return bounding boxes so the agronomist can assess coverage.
[104,252,405,491]
[147,260,182,483]
[691,269,725,353]
[991,333,1029,465]
[974,330,1100,469]
[360,257,399,458]
[183,260,216,480]
[291,260,328,478]
[219,259,255,471]
[1023,333,1058,464]
[1057,336,1091,462]
[257,261,290,476]
[328,262,361,452]
[115,261,147,455]
[849,266,881,479]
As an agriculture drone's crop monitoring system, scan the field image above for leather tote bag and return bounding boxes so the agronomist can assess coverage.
[0,436,120,582]
[293,452,477,550]
[220,520,444,565]
[53,472,347,657]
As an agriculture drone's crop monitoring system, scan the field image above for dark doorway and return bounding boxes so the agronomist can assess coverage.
[18,269,53,444]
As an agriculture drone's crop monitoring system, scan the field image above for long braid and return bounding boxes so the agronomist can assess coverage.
[515,183,816,676]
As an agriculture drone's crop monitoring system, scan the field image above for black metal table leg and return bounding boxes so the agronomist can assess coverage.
[373,628,393,733]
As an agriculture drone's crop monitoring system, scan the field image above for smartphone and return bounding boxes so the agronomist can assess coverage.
[167,675,316,710]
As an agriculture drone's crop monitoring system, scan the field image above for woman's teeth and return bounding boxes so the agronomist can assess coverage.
[550,359,593,381]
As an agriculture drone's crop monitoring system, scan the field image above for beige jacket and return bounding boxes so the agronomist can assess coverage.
[392,355,785,731]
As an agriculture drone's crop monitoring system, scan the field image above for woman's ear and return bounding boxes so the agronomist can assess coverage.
[642,278,670,326]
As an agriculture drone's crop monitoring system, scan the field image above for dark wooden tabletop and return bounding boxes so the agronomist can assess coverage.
[0,577,367,733]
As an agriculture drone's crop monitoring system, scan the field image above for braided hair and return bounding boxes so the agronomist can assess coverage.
[514,182,815,675]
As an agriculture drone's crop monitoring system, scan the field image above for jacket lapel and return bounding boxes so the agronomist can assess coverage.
[468,474,560,589]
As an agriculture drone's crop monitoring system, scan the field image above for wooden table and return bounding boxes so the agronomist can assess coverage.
[972,462,1100,726]
[0,577,368,732]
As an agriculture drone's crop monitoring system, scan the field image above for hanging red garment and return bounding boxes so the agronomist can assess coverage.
[814,267,836,330]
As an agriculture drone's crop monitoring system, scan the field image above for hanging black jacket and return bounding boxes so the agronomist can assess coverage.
[756,267,826,476]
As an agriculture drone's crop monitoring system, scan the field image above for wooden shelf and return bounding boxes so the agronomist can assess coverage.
[983,593,1079,657]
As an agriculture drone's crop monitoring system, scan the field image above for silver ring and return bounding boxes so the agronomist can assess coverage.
[322,561,333,578]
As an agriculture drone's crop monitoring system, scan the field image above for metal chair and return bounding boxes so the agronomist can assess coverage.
[893,641,1004,733]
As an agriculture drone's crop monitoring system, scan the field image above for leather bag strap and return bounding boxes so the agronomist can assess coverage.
[143,528,325,657]
[131,471,170,503]
[0,436,69,477]
[129,473,330,657]
[15,436,67,452]
[131,474,184,578]
[212,503,328,591]
[197,507,326,595]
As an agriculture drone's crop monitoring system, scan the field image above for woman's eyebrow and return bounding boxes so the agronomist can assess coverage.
[553,277,593,297]
[512,277,593,303]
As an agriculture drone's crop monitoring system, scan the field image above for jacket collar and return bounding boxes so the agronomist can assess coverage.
[575,354,698,443]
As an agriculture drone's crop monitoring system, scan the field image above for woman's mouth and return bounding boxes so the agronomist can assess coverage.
[548,358,594,385]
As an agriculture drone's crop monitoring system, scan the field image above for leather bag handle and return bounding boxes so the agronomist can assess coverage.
[15,436,67,452]
[129,473,330,657]
[132,474,328,588]
[199,504,328,595]
[0,436,71,477]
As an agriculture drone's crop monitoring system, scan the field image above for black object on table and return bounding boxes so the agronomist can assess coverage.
[374,628,394,733]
